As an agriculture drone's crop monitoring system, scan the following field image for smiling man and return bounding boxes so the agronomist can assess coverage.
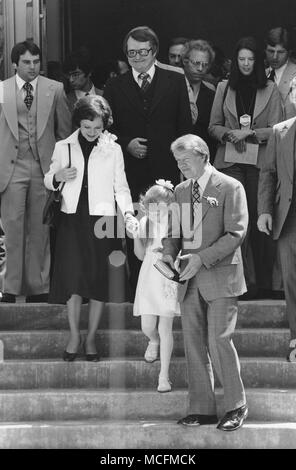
[0,41,71,303]
[162,134,249,431]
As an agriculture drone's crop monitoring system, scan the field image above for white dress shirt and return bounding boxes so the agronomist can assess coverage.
[16,74,38,99]
[132,63,156,87]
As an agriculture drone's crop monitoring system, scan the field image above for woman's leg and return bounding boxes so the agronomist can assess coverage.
[86,299,105,353]
[158,316,174,379]
[141,314,159,362]
[66,294,82,352]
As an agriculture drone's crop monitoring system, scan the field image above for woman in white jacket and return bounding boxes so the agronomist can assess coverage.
[44,95,137,361]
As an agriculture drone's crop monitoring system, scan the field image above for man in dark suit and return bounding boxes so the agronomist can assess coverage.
[258,76,296,362]
[104,26,192,295]
[182,39,217,163]
[162,134,248,431]
[0,41,71,303]
[104,25,192,201]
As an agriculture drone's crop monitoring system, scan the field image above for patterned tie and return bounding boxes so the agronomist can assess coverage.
[192,181,201,219]
[23,82,34,110]
[138,72,150,93]
[268,69,275,82]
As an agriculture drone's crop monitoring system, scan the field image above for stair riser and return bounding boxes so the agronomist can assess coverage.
[0,302,288,329]
[0,390,295,422]
[0,330,291,359]
[0,422,295,449]
[0,360,295,389]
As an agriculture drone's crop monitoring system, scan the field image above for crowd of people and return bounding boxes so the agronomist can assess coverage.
[0,23,296,432]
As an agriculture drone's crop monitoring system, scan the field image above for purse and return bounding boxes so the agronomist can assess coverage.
[42,143,71,228]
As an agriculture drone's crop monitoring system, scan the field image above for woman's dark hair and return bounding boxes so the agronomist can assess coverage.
[73,95,113,129]
[11,41,41,65]
[228,36,267,90]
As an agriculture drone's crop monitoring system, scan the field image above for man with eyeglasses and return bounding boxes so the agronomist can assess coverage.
[0,41,71,303]
[265,26,296,119]
[63,50,103,117]
[182,40,217,163]
[104,25,191,296]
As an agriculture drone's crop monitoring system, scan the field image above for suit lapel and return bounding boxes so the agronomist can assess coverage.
[118,71,146,116]
[149,67,172,114]
[1,77,19,140]
[253,82,273,119]
[280,119,296,182]
[225,87,239,125]
[193,170,221,234]
[279,60,296,100]
[37,76,56,139]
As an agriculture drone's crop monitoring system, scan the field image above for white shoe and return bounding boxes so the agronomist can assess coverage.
[144,341,159,363]
[157,376,172,393]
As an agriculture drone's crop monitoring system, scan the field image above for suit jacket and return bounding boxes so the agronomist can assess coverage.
[192,82,216,163]
[66,86,103,114]
[44,129,133,216]
[209,80,282,170]
[0,75,71,193]
[276,60,296,119]
[258,116,296,240]
[103,65,192,194]
[162,168,248,301]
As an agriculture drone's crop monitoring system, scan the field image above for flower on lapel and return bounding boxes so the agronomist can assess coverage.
[203,195,219,207]
[155,179,174,191]
[96,130,117,149]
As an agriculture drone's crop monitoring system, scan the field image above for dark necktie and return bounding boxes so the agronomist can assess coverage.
[138,72,150,93]
[23,82,33,110]
[268,69,275,82]
[192,181,201,218]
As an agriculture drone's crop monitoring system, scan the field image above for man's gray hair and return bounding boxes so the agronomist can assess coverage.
[171,134,210,162]
[181,39,215,68]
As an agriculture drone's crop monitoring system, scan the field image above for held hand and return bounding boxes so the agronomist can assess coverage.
[55,166,77,183]
[178,253,202,281]
[257,213,272,235]
[127,138,148,159]
[125,215,139,238]
[161,254,175,270]
[234,140,247,153]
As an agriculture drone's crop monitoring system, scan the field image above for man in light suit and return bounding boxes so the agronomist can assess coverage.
[162,134,248,431]
[258,76,296,362]
[265,27,296,120]
[0,41,71,303]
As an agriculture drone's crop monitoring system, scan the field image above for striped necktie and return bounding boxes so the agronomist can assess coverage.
[23,82,34,110]
[138,72,150,93]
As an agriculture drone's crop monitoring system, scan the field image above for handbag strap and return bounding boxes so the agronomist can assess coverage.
[59,143,72,193]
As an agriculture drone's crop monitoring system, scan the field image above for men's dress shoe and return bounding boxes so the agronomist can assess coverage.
[177,414,218,426]
[217,404,248,431]
[0,293,16,303]
[26,293,48,303]
[287,339,296,362]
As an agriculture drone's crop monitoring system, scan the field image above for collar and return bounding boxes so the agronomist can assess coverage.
[272,61,288,84]
[16,74,38,92]
[194,164,213,195]
[75,83,96,100]
[132,63,156,84]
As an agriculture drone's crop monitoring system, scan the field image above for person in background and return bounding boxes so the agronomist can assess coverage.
[265,26,296,119]
[168,37,188,68]
[63,51,103,115]
[0,40,71,303]
[45,95,137,361]
[257,76,296,362]
[209,36,282,299]
[182,39,217,162]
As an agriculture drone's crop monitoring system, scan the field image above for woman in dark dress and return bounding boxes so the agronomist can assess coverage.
[44,95,136,361]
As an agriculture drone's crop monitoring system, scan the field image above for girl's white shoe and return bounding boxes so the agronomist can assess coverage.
[144,341,159,363]
[157,376,172,393]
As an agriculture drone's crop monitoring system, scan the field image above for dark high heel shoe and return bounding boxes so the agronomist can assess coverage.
[63,335,81,362]
[83,341,100,362]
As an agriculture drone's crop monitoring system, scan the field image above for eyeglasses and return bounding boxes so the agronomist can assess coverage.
[127,48,152,58]
[184,58,209,69]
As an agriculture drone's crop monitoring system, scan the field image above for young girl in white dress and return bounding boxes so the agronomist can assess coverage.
[132,180,180,393]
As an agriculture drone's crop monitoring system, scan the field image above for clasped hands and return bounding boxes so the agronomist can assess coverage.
[162,253,203,282]
[127,137,148,159]
[226,129,254,153]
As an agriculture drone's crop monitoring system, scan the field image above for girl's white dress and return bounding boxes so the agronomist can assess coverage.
[133,216,180,317]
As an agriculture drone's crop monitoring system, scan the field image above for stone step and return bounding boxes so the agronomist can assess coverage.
[0,358,295,389]
[0,388,294,423]
[0,419,295,448]
[0,328,290,359]
[0,301,288,330]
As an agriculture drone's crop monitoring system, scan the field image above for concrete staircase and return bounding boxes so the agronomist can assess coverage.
[0,300,295,449]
